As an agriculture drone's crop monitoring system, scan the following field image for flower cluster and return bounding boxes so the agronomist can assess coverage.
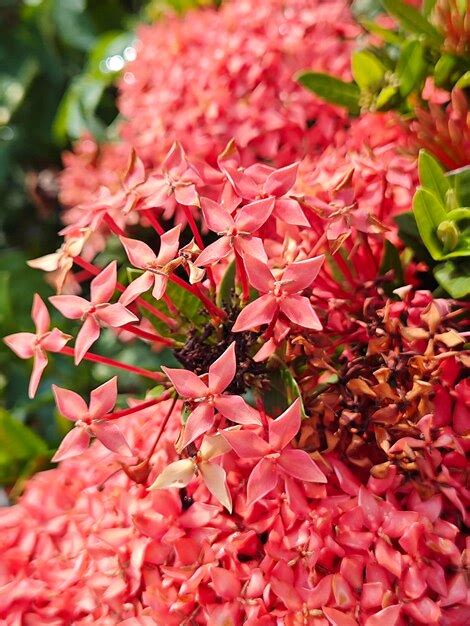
[2,0,469,624]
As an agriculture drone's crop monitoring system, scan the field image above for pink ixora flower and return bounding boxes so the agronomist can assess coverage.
[4,294,71,398]
[162,342,261,450]
[194,196,274,267]
[223,399,326,506]
[232,255,324,332]
[119,225,181,305]
[219,141,309,226]
[136,142,201,208]
[149,432,232,511]
[52,377,132,462]
[49,261,137,364]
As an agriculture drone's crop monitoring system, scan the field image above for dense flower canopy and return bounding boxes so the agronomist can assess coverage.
[2,0,469,624]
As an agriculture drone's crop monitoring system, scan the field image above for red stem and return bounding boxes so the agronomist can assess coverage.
[105,393,173,421]
[181,206,216,291]
[147,395,178,456]
[60,346,165,381]
[144,209,164,235]
[121,323,174,346]
[103,213,127,237]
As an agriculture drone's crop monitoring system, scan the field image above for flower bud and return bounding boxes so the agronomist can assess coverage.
[437,220,460,252]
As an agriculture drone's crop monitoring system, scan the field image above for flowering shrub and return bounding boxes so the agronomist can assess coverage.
[2,0,469,624]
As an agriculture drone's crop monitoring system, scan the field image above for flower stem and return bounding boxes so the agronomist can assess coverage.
[235,250,249,303]
[60,346,165,381]
[144,208,164,235]
[103,213,127,237]
[105,393,174,421]
[121,323,174,347]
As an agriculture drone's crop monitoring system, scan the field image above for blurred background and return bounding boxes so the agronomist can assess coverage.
[0,0,213,494]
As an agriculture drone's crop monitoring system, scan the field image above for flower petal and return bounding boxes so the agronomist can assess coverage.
[208,342,236,394]
[195,237,232,267]
[49,295,88,320]
[161,366,208,398]
[280,295,322,330]
[29,349,48,399]
[120,236,156,269]
[96,303,138,327]
[75,316,101,365]
[156,224,181,266]
[3,332,35,359]
[51,427,90,463]
[244,256,274,293]
[89,377,118,419]
[246,458,278,506]
[179,403,215,450]
[269,399,301,450]
[273,197,309,226]
[200,197,234,233]
[52,384,88,421]
[278,449,327,483]
[199,461,232,512]
[234,197,275,232]
[151,274,168,301]
[90,262,117,304]
[120,271,154,305]
[282,256,325,293]
[221,429,271,458]
[91,420,133,456]
[214,395,261,425]
[232,294,277,332]
[263,162,299,197]
[149,459,195,490]
[32,294,50,335]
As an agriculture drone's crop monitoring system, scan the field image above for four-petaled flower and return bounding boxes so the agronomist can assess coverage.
[137,142,201,208]
[149,432,232,512]
[52,377,132,462]
[194,196,274,266]
[49,261,137,364]
[162,342,261,450]
[218,140,309,226]
[222,398,326,506]
[4,294,71,398]
[119,225,181,304]
[232,255,324,332]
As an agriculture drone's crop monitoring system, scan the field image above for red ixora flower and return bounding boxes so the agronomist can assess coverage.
[52,377,132,462]
[162,342,261,450]
[232,255,324,332]
[223,398,326,506]
[49,261,137,364]
[3,294,71,398]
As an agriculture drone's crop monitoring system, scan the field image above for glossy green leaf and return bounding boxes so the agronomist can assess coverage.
[380,239,404,287]
[434,54,457,87]
[359,19,403,45]
[381,0,443,45]
[216,260,235,307]
[397,39,426,97]
[375,85,398,110]
[447,165,470,207]
[297,72,361,114]
[455,71,470,89]
[434,260,470,298]
[351,50,385,91]
[412,188,448,260]
[418,150,450,206]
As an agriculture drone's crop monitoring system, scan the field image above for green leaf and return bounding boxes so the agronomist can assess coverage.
[412,188,448,260]
[351,50,386,91]
[53,0,97,52]
[418,150,450,206]
[0,409,48,486]
[447,165,470,206]
[53,74,106,143]
[216,260,235,307]
[375,85,399,110]
[359,19,403,45]
[455,71,470,89]
[87,31,135,83]
[381,0,442,45]
[397,39,426,97]
[297,72,361,114]
[434,260,470,298]
[434,54,457,87]
[264,365,305,418]
[423,0,438,15]
[446,208,470,222]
